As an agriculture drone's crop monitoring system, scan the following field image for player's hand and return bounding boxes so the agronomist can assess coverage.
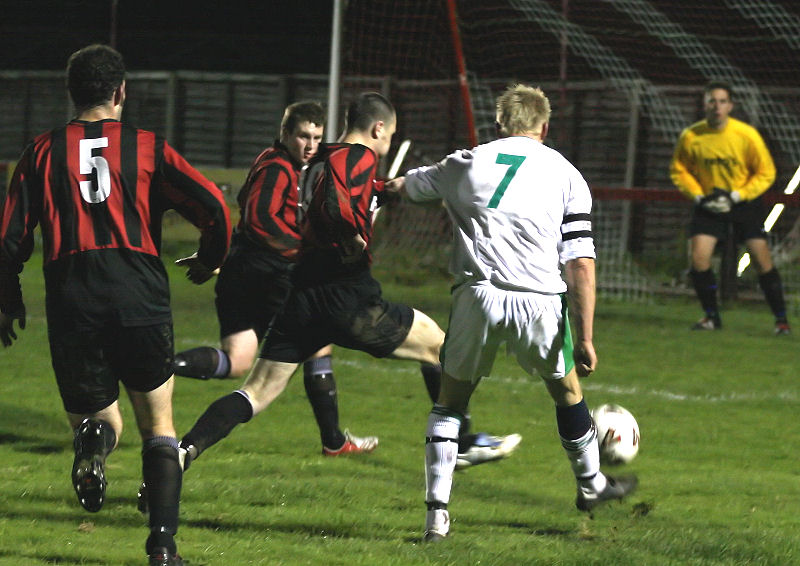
[573,339,597,377]
[175,253,218,284]
[339,234,368,264]
[700,188,733,214]
[385,177,405,193]
[0,307,26,347]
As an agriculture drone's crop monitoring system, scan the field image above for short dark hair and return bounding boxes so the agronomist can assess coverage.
[281,101,326,135]
[344,92,395,133]
[66,44,125,111]
[704,80,733,100]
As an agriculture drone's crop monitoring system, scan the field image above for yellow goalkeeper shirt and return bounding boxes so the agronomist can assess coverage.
[669,117,775,202]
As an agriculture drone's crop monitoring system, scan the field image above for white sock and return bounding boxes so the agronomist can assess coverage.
[562,425,606,493]
[425,508,450,535]
[425,406,461,505]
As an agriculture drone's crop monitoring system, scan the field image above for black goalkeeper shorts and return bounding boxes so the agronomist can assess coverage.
[49,322,174,415]
[259,267,414,363]
[689,196,768,244]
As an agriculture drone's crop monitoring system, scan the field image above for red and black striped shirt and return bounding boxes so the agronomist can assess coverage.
[301,143,388,266]
[0,119,231,329]
[235,141,302,260]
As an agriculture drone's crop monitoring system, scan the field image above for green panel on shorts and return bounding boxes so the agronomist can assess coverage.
[561,294,575,375]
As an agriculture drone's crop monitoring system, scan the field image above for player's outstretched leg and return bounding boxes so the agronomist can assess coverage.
[423,406,463,541]
[304,354,378,456]
[142,437,184,566]
[422,363,521,469]
[71,418,116,513]
[179,390,254,463]
[455,431,523,470]
[556,400,637,512]
[173,346,231,379]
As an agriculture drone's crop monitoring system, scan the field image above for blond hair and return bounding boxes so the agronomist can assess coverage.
[495,84,551,136]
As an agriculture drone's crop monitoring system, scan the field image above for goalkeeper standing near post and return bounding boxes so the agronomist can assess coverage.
[670,80,790,334]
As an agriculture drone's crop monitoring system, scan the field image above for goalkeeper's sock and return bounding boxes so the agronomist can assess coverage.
[556,400,602,488]
[690,269,720,321]
[180,391,254,456]
[425,405,462,506]
[758,268,788,322]
[303,355,345,449]
[173,347,231,380]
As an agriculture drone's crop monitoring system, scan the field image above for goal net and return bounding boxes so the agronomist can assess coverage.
[343,0,800,310]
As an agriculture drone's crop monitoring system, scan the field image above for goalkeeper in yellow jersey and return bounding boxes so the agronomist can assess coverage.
[670,80,789,335]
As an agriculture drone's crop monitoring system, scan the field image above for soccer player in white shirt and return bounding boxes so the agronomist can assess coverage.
[388,84,638,541]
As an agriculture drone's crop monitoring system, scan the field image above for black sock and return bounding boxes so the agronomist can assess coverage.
[421,366,475,453]
[173,347,231,379]
[142,439,181,556]
[180,391,253,456]
[421,363,442,404]
[758,268,787,322]
[456,414,474,453]
[555,399,593,441]
[303,356,344,449]
[690,269,720,320]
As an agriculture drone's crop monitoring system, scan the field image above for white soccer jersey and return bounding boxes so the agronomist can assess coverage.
[404,136,595,294]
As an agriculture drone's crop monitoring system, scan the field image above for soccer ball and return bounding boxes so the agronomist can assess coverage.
[591,403,640,465]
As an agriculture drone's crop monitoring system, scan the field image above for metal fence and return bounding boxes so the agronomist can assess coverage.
[2,70,799,268]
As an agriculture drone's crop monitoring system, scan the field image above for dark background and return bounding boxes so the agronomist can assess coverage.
[0,1,333,73]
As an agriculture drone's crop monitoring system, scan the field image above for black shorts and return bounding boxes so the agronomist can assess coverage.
[260,268,415,363]
[49,322,174,415]
[689,197,768,244]
[214,249,294,340]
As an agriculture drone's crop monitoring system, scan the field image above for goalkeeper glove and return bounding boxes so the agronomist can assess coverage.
[700,187,733,214]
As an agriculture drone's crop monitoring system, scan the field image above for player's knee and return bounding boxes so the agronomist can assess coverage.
[413,311,444,362]
[690,252,712,271]
[543,371,583,406]
[227,354,254,379]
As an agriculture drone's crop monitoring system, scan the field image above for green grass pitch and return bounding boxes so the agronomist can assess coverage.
[1,242,799,565]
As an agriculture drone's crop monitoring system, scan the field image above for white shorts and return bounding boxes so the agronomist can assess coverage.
[441,282,574,382]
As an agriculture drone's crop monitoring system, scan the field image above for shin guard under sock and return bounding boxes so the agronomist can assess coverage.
[142,438,181,555]
[173,347,231,379]
[303,356,344,449]
[180,391,253,456]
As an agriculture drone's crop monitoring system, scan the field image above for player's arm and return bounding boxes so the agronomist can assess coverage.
[385,175,441,211]
[564,257,596,377]
[396,150,468,205]
[241,162,302,253]
[319,152,360,240]
[560,170,597,377]
[735,130,776,201]
[158,140,232,282]
[669,131,705,201]
[0,145,38,345]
